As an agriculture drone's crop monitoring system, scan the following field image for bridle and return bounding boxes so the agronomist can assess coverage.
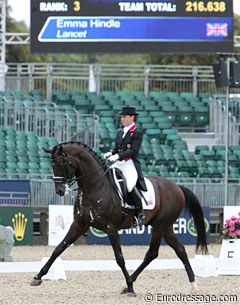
[51,150,75,185]
[51,148,113,191]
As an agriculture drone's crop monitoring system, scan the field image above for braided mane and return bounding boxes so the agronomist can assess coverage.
[54,141,107,167]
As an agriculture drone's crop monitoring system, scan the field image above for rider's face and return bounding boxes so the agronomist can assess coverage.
[121,114,134,127]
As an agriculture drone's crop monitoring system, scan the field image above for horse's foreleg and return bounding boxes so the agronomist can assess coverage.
[131,227,162,282]
[30,221,87,286]
[108,231,135,296]
[164,229,198,292]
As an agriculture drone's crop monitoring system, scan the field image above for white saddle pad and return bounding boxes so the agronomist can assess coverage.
[141,177,156,210]
[112,168,155,210]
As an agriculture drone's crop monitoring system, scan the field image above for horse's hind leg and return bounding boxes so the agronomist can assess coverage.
[164,228,199,293]
[31,221,87,286]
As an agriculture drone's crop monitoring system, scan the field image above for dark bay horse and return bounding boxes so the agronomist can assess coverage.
[31,142,208,295]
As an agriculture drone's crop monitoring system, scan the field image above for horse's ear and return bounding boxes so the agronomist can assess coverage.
[42,147,52,154]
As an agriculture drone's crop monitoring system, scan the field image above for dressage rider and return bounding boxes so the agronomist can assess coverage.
[104,106,147,228]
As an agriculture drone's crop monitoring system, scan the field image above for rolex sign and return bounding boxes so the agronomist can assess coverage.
[0,206,33,245]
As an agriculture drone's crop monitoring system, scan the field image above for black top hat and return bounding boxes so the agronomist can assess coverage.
[120,106,139,116]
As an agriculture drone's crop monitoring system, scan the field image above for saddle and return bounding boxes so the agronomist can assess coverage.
[110,168,156,210]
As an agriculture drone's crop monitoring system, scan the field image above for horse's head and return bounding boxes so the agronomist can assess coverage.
[43,145,75,196]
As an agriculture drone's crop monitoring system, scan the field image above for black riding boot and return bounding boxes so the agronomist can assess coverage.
[129,187,145,228]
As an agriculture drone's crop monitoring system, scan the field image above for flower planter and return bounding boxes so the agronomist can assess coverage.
[218,210,240,275]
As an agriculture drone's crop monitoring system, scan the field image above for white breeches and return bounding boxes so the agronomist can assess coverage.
[112,159,137,192]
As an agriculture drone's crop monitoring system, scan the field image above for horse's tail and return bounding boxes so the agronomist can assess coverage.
[179,185,208,254]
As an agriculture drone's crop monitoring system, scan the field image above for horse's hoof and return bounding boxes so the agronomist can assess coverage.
[127,292,136,297]
[191,281,200,294]
[121,287,128,294]
[120,288,136,296]
[30,279,42,286]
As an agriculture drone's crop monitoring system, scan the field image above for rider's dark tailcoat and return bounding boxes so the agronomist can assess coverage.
[112,124,147,191]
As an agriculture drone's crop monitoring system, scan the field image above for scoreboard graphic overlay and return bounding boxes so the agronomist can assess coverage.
[31,0,233,53]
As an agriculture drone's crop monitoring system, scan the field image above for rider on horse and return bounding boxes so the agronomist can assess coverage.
[104,106,147,228]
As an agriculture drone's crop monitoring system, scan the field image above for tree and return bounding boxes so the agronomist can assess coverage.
[6,13,54,63]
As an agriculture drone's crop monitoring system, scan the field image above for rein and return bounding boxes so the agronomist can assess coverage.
[72,163,112,191]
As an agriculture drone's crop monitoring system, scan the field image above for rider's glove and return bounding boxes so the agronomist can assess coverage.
[104,152,112,159]
[108,154,119,163]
